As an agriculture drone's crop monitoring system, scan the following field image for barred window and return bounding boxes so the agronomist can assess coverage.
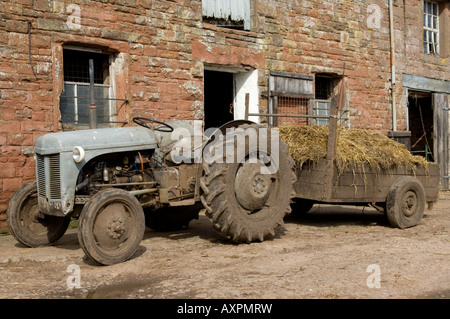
[423,1,439,55]
[314,76,333,126]
[60,48,116,128]
[267,72,348,127]
[313,75,349,127]
[268,71,314,127]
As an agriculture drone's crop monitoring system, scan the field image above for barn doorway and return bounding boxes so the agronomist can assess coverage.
[203,67,259,130]
[408,90,434,162]
[203,70,234,130]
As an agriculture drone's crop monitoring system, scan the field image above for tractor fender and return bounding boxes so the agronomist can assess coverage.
[205,120,260,138]
[194,120,261,198]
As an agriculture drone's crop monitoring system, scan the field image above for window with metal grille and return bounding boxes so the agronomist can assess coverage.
[268,71,314,127]
[202,0,251,31]
[276,95,310,126]
[60,48,116,127]
[314,76,333,126]
[423,1,439,55]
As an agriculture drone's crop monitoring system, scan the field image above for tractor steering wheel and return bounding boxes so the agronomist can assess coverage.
[132,117,174,133]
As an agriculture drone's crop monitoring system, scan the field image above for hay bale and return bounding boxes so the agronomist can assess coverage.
[277,125,428,174]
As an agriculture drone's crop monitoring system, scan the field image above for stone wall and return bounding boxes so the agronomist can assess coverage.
[0,0,448,228]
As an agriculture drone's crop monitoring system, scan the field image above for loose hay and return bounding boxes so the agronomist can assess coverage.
[277,125,429,174]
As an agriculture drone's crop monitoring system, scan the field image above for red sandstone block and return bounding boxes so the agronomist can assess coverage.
[37,48,52,57]
[31,111,49,122]
[16,0,33,5]
[160,82,181,94]
[0,163,17,179]
[144,46,157,56]
[0,135,6,146]
[156,50,176,59]
[21,121,52,132]
[2,178,22,192]
[0,81,13,89]
[22,165,36,179]
[7,32,27,49]
[4,2,23,15]
[5,20,28,33]
[0,122,21,134]
[33,0,51,12]
[137,0,152,9]
[9,133,33,146]
[31,35,51,48]
[173,70,191,80]
[0,148,24,164]
[0,107,16,121]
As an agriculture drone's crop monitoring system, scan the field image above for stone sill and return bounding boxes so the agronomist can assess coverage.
[202,22,259,39]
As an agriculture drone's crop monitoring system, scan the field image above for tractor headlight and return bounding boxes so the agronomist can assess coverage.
[72,146,85,163]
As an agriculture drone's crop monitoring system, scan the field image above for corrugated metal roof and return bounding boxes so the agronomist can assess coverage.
[202,0,251,30]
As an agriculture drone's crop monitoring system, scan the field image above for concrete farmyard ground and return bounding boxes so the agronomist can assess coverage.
[0,192,449,299]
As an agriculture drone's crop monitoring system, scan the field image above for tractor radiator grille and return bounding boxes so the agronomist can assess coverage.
[36,153,61,200]
[48,154,61,199]
[36,154,46,197]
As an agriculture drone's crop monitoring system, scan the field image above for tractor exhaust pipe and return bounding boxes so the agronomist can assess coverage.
[88,58,97,129]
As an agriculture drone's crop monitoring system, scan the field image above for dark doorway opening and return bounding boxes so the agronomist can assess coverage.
[408,91,434,162]
[204,70,234,129]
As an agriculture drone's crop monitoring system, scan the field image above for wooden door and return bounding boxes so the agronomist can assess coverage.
[434,93,449,190]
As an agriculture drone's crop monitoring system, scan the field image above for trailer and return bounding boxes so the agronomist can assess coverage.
[246,92,441,229]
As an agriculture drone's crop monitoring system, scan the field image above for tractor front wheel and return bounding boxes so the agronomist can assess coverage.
[7,180,70,247]
[78,188,145,265]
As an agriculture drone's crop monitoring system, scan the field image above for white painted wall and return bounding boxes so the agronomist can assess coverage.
[234,69,259,123]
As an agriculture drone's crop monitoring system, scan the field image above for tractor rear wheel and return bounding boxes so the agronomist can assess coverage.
[200,125,296,243]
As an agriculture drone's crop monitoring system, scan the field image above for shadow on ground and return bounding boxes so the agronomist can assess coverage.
[286,204,390,228]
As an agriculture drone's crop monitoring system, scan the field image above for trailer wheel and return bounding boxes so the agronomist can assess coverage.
[78,188,145,265]
[386,177,426,229]
[201,125,296,243]
[7,180,70,247]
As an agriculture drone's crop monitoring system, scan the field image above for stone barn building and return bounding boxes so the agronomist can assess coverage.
[0,0,449,230]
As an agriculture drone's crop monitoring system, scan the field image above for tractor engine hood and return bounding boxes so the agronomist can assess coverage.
[35,126,159,155]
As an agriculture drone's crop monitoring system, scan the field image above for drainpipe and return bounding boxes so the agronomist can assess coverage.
[389,0,397,132]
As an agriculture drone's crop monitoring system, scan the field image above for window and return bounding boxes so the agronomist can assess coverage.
[313,75,348,127]
[267,72,348,127]
[423,1,439,55]
[60,48,116,128]
[314,76,333,126]
[202,0,251,31]
[268,71,314,127]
